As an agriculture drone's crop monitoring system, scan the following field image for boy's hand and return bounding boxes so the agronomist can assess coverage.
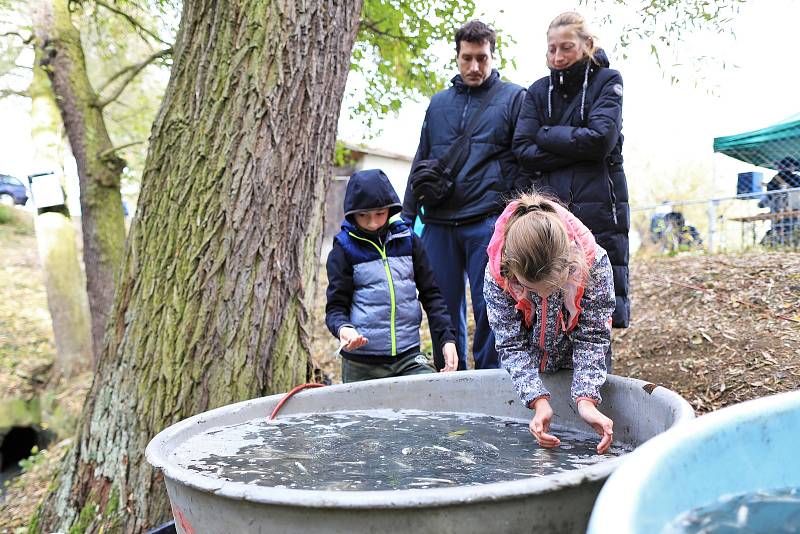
[440,342,458,372]
[577,399,614,454]
[339,327,368,351]
[529,398,561,448]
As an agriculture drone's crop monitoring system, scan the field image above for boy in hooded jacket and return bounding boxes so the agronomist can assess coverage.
[326,169,459,383]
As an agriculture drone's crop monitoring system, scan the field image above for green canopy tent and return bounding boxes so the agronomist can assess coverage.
[713,113,800,170]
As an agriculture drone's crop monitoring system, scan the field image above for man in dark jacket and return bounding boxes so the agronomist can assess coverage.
[402,20,526,371]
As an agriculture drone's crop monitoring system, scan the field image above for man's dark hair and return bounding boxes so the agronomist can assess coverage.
[455,20,496,54]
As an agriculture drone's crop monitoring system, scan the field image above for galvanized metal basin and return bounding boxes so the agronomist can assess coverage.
[588,390,800,534]
[146,369,693,533]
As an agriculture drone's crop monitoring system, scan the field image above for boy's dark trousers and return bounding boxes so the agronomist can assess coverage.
[341,352,435,383]
[420,216,500,370]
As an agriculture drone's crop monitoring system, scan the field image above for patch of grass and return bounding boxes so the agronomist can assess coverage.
[0,204,13,224]
[18,447,44,474]
[0,205,34,235]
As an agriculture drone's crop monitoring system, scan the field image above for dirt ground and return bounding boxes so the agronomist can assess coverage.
[2,205,799,530]
[610,251,800,414]
[0,208,55,400]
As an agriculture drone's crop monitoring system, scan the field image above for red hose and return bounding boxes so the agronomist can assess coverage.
[268,383,325,420]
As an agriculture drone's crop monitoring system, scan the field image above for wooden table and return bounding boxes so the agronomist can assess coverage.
[729,210,800,247]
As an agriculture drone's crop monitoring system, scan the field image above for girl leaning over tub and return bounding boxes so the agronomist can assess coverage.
[483,192,615,454]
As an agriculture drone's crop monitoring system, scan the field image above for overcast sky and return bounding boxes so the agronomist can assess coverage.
[338,0,800,201]
[2,1,798,202]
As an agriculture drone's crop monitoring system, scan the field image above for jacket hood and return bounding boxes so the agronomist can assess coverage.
[593,48,610,68]
[343,169,402,224]
[451,69,501,93]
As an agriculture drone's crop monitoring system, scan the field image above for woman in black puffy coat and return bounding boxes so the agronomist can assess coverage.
[513,11,629,329]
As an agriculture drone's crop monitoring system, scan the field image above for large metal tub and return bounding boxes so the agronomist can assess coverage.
[588,390,800,533]
[146,369,693,533]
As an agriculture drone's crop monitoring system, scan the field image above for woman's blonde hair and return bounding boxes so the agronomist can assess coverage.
[501,192,588,291]
[548,11,600,64]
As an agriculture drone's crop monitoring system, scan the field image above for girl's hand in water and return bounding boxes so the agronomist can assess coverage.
[440,342,458,372]
[529,398,561,448]
[577,399,614,454]
[339,327,368,351]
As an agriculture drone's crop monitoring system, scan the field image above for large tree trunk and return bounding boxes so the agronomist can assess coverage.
[31,0,127,366]
[35,0,362,531]
[29,50,93,380]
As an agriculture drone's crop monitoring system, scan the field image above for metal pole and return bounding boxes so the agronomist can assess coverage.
[707,199,718,253]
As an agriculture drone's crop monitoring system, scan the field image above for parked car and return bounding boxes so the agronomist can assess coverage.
[0,174,28,206]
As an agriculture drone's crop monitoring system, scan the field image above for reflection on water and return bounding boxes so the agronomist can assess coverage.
[172,410,631,491]
[662,487,800,534]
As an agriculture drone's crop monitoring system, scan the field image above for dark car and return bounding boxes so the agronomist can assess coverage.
[0,174,28,206]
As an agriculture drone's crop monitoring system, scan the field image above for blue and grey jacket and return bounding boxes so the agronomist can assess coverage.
[326,169,456,361]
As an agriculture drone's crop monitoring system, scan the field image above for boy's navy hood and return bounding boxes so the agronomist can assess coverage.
[343,169,403,224]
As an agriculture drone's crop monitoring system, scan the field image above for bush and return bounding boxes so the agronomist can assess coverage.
[0,204,13,225]
[0,205,34,236]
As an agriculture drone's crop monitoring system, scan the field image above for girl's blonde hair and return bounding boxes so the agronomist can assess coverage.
[548,11,600,64]
[501,192,588,291]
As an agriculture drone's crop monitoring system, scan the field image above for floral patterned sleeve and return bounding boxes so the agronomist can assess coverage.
[483,267,550,407]
[570,247,615,404]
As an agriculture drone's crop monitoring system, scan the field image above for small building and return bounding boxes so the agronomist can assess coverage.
[322,142,413,258]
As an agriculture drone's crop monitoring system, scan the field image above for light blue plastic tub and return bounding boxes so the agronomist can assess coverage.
[588,390,800,533]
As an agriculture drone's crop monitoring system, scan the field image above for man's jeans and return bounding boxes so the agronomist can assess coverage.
[421,216,499,370]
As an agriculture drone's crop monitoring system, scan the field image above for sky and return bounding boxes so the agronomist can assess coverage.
[2,1,799,205]
[338,0,800,203]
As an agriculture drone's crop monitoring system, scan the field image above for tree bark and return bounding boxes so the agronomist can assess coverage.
[36,0,363,531]
[29,49,93,381]
[31,0,127,366]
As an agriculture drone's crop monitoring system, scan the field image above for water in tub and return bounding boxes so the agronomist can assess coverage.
[662,487,800,534]
[171,410,631,490]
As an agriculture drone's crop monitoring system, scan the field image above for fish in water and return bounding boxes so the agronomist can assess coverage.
[174,410,631,491]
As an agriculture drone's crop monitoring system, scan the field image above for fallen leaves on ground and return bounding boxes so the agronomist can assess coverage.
[0,210,54,400]
[612,251,800,414]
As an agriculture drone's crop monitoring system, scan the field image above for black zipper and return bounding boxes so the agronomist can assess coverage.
[607,175,618,225]
[460,88,472,131]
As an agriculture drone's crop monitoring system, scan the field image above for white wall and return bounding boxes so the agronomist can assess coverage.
[356,154,412,201]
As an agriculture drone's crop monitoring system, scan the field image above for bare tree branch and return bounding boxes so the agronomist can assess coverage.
[99,140,144,159]
[96,47,172,108]
[93,0,171,47]
[1,31,34,44]
[0,88,28,99]
[359,19,416,47]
